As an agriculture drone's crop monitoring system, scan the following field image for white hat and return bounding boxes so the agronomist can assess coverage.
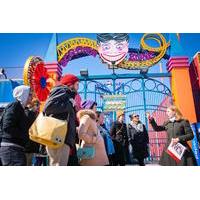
[13,85,31,107]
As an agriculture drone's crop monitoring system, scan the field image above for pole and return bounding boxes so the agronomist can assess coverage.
[84,79,87,100]
[112,77,117,122]
[94,85,97,102]
[159,62,164,83]
[141,76,148,129]
[141,76,151,161]
[112,64,117,121]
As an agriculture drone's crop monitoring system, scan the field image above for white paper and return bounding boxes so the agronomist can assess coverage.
[167,142,187,161]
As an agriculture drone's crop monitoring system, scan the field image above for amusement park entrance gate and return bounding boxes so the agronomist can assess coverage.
[78,72,172,162]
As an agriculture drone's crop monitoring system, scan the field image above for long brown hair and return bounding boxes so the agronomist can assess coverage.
[96,111,102,123]
[168,105,184,120]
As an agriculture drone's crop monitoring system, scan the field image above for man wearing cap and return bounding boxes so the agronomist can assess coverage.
[110,110,128,166]
[43,74,79,166]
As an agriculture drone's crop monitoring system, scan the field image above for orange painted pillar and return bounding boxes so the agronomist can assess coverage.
[167,57,197,123]
[190,52,200,121]
[192,52,200,87]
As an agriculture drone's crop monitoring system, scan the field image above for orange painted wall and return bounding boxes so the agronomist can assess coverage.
[170,67,197,123]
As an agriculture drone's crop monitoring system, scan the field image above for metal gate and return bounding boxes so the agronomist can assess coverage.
[116,77,172,161]
[78,75,172,161]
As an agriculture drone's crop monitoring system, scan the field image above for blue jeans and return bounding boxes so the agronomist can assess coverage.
[0,146,27,166]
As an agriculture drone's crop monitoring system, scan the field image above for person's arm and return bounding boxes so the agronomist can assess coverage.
[110,122,116,140]
[123,124,129,144]
[78,115,97,144]
[149,118,166,132]
[178,120,194,142]
[3,103,23,135]
[126,124,132,142]
[24,108,37,128]
[143,125,149,144]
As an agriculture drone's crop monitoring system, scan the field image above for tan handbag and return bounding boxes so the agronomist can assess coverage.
[29,112,68,149]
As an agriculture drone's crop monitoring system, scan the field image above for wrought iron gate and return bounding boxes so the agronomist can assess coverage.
[78,75,172,161]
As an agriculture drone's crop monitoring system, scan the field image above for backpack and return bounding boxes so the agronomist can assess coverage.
[43,85,71,116]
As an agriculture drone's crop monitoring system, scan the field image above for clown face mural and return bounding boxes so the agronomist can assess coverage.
[97,33,129,66]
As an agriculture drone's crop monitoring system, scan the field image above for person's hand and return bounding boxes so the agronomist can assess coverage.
[146,112,151,120]
[27,100,40,112]
[32,105,40,112]
[171,138,180,145]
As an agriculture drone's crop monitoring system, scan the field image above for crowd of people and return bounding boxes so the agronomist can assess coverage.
[0,74,197,166]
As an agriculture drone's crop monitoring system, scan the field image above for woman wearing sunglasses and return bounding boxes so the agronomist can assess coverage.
[127,113,149,166]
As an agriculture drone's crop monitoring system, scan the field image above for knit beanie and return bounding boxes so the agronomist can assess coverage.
[13,85,30,107]
[60,74,79,86]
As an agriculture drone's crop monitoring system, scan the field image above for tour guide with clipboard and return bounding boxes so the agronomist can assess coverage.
[166,142,186,163]
[146,105,197,166]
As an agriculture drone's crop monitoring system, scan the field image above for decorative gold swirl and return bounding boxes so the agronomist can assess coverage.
[117,33,170,69]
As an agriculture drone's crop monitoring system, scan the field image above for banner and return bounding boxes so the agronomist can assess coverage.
[196,123,200,140]
[103,94,126,112]
[191,123,200,166]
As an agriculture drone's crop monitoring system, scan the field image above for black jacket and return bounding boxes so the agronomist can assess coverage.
[43,85,77,148]
[1,101,29,147]
[127,122,149,159]
[150,118,197,166]
[110,121,128,145]
[24,108,40,153]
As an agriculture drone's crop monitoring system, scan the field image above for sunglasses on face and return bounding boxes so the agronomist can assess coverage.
[133,115,139,118]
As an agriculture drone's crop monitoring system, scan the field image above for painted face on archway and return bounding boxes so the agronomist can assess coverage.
[98,40,128,65]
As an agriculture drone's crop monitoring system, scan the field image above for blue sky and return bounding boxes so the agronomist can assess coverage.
[0,33,200,80]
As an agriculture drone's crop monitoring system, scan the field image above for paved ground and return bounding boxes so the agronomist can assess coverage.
[126,160,160,166]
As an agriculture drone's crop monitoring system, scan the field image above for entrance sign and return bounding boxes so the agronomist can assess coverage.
[97,33,129,66]
[103,94,126,112]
